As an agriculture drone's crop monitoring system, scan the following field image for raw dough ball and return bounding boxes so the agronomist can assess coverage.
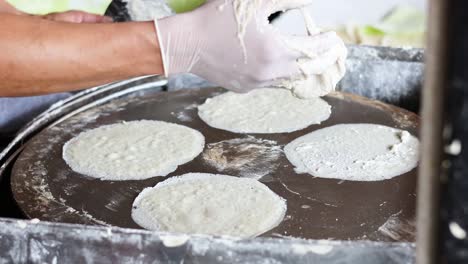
[285,124,420,181]
[198,88,331,134]
[131,173,287,238]
[63,120,205,181]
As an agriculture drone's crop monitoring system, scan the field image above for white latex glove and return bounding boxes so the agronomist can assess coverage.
[155,0,347,98]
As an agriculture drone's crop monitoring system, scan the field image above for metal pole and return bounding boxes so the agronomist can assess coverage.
[416,0,450,263]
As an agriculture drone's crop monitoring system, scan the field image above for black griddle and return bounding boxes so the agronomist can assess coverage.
[11,88,420,242]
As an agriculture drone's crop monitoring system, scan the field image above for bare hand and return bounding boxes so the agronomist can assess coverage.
[42,10,113,23]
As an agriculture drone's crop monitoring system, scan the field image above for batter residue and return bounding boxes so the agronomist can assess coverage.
[202,136,282,180]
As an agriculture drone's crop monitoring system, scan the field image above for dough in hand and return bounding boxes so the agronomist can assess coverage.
[198,88,331,134]
[63,120,205,181]
[131,173,287,238]
[285,124,420,181]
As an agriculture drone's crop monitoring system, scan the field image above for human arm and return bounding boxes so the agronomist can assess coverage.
[0,0,113,23]
[0,0,22,14]
[156,0,347,98]
[0,14,163,97]
[1,0,346,98]
[42,11,113,23]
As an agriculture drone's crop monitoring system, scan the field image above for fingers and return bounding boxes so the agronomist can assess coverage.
[84,13,114,23]
[75,12,113,23]
[265,0,313,14]
[43,11,113,23]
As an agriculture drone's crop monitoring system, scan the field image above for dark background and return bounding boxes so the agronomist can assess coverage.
[441,0,468,262]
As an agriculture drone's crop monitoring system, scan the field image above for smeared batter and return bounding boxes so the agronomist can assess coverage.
[63,120,204,181]
[198,88,331,134]
[202,136,282,180]
[284,124,420,181]
[131,173,287,238]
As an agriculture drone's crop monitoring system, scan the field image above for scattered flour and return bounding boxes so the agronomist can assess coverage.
[377,210,415,242]
[170,103,199,122]
[202,136,282,180]
[292,244,334,255]
[449,222,467,240]
[160,235,190,247]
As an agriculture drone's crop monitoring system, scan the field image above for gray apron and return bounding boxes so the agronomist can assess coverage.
[0,93,71,149]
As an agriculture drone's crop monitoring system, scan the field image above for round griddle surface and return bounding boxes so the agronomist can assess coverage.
[11,88,419,241]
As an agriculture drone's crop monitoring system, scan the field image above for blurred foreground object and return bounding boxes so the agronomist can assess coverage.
[123,0,206,21]
[6,0,112,15]
[336,6,426,48]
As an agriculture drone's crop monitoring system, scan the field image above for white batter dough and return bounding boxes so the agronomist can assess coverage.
[131,173,287,238]
[231,0,346,98]
[198,88,331,134]
[232,0,262,63]
[63,120,205,181]
[284,124,420,181]
[278,10,347,99]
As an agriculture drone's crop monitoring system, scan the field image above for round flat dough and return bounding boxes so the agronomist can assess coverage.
[198,88,331,134]
[63,120,205,181]
[131,173,287,238]
[285,124,420,181]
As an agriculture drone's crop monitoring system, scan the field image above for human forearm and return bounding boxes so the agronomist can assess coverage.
[0,14,163,97]
[0,0,22,14]
[156,0,346,97]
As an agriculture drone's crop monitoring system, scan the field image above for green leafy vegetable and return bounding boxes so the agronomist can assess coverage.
[167,0,206,13]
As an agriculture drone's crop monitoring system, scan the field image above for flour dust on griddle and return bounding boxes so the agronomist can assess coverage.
[202,136,282,180]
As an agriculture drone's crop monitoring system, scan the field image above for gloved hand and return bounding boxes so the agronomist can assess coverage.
[155,0,347,97]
